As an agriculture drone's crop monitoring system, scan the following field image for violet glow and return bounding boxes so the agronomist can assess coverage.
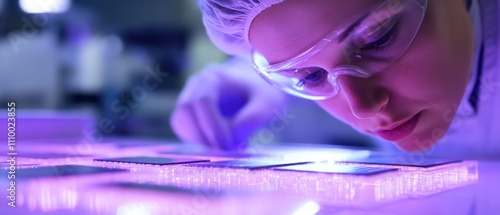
[11,160,478,214]
[1,139,480,214]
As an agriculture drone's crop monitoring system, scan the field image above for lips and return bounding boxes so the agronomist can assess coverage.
[375,112,421,141]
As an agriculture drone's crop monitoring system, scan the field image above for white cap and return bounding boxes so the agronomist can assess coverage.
[199,0,286,58]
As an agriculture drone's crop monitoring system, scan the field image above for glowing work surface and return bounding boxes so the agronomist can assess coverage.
[0,139,498,215]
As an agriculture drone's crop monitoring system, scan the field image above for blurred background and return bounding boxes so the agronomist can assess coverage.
[0,0,374,148]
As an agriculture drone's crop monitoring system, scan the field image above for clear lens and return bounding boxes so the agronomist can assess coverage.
[266,67,338,100]
[252,0,427,100]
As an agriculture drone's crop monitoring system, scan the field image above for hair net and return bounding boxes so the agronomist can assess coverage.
[198,0,286,58]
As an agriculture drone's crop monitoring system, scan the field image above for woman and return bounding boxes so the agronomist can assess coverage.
[171,0,500,156]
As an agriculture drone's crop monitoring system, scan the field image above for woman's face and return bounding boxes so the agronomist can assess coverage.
[249,0,474,151]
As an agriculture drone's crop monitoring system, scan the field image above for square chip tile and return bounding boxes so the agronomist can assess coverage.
[93,156,210,165]
[187,160,311,170]
[273,163,397,175]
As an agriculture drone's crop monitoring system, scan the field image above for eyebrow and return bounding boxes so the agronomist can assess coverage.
[338,13,371,44]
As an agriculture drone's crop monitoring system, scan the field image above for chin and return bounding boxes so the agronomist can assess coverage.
[362,129,438,152]
[393,138,436,152]
[393,128,446,152]
[391,112,451,152]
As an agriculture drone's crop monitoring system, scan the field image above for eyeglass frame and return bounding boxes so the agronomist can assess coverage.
[251,0,429,100]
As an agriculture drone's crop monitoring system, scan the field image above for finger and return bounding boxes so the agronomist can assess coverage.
[171,76,211,146]
[193,98,233,150]
[170,105,209,146]
[192,76,233,150]
[230,97,272,149]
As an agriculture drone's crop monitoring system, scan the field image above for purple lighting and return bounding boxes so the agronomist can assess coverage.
[0,137,485,214]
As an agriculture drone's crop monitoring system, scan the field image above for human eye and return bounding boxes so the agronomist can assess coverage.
[352,15,401,52]
[295,67,330,90]
[361,21,400,51]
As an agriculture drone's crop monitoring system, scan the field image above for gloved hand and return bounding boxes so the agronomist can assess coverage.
[170,58,286,150]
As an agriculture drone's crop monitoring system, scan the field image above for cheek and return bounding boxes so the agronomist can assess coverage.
[388,2,473,111]
[315,98,346,120]
[412,0,473,104]
[382,10,473,106]
[315,96,369,132]
[384,8,474,151]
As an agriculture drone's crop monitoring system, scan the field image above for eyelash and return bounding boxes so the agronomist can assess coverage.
[296,68,329,89]
[362,21,401,52]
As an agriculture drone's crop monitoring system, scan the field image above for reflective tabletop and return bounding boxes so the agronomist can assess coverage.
[1,138,499,215]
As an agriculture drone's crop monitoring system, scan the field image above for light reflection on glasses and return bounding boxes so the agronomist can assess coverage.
[253,0,428,100]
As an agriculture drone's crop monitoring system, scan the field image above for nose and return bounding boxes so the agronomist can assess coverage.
[337,75,389,119]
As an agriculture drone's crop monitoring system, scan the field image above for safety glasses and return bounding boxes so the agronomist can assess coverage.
[252,0,428,100]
